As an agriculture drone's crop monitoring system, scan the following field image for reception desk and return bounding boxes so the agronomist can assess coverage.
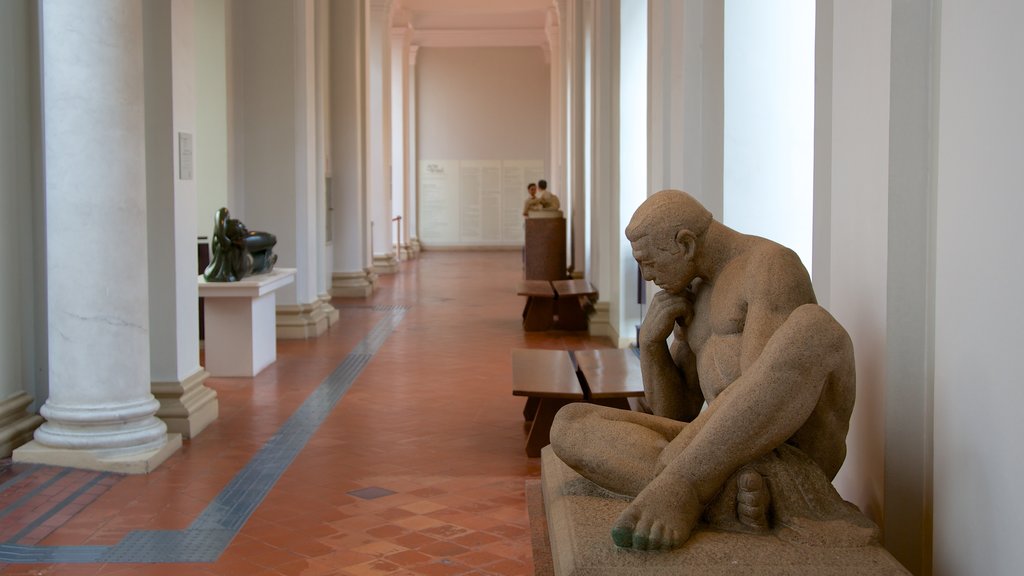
[198,268,296,377]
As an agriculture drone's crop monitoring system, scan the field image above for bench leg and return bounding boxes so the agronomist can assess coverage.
[525,397,574,457]
[555,296,588,331]
[523,296,554,331]
[523,396,540,421]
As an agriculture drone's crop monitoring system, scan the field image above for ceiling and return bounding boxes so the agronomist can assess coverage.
[395,0,554,48]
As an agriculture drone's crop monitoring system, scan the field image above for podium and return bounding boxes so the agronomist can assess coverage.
[198,268,296,377]
[524,214,566,280]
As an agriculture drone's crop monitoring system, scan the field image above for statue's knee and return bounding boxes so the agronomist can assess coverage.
[790,304,851,353]
[550,403,593,456]
[551,402,588,435]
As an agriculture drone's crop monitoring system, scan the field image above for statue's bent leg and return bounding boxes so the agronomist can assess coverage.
[550,403,684,498]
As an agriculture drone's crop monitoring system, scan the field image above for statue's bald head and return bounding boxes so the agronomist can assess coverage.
[625,189,713,245]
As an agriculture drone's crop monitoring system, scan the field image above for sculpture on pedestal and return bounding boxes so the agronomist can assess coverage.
[550,189,876,551]
[203,207,278,282]
[525,179,561,216]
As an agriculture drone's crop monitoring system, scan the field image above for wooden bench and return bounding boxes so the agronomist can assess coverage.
[552,280,598,331]
[512,349,585,457]
[516,279,598,332]
[517,280,556,331]
[512,348,644,457]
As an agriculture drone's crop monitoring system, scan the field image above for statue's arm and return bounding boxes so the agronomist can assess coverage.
[639,291,702,421]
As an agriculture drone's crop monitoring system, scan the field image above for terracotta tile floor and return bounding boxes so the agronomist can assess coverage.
[0,250,614,575]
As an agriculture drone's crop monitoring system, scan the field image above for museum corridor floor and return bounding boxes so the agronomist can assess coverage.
[0,250,615,576]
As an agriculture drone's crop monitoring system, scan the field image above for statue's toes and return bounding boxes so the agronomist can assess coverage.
[611,521,636,548]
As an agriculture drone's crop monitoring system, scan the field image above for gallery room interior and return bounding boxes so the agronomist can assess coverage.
[0,0,1020,574]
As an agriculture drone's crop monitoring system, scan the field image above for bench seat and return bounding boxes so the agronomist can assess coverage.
[573,349,644,410]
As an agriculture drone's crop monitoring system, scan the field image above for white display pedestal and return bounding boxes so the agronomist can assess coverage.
[198,268,296,377]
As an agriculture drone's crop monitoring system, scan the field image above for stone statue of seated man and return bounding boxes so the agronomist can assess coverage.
[203,207,278,282]
[550,189,874,551]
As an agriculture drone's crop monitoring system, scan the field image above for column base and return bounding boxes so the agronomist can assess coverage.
[373,252,399,274]
[330,270,377,298]
[14,434,182,475]
[587,300,615,340]
[397,243,415,261]
[317,293,340,326]
[0,393,45,458]
[410,237,422,257]
[276,301,329,339]
[152,369,219,439]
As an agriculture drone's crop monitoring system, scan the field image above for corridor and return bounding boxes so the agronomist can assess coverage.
[0,251,614,576]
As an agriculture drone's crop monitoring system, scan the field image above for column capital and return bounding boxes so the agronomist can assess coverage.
[369,0,393,14]
[546,7,561,47]
[391,23,412,42]
[409,44,420,66]
[549,0,567,23]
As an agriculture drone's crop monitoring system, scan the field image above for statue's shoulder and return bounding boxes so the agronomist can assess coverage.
[743,237,802,269]
[739,239,814,303]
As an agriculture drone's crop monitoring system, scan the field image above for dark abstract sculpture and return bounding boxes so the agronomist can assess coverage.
[203,207,278,282]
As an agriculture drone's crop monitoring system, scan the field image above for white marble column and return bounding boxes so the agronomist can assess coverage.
[567,0,587,276]
[313,0,339,324]
[14,0,181,474]
[586,0,619,341]
[547,5,566,204]
[390,24,412,260]
[232,0,327,339]
[647,0,723,215]
[0,0,45,458]
[143,0,218,439]
[407,45,421,256]
[329,0,375,298]
[367,0,397,274]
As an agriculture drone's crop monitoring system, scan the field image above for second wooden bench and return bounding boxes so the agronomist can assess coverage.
[515,279,598,332]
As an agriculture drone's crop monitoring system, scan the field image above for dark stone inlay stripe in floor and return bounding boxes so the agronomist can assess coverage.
[6,472,110,544]
[0,307,406,564]
[0,468,73,522]
[0,464,41,493]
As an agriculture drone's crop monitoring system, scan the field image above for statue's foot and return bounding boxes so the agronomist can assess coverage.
[610,473,702,551]
[736,467,769,530]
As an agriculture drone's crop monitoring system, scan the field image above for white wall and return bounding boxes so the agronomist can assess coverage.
[932,2,1024,574]
[417,46,550,248]
[724,0,814,272]
[418,46,549,160]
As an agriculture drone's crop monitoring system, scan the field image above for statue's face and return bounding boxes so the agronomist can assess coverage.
[631,232,695,295]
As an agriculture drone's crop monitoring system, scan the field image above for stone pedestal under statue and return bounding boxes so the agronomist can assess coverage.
[524,215,566,281]
[540,447,909,576]
[198,268,296,377]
